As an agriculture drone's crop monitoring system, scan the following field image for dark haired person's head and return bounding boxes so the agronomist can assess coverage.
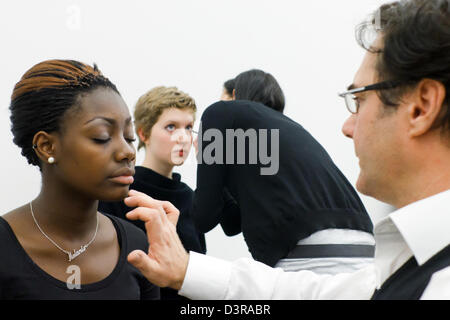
[234,69,285,113]
[221,79,235,101]
[356,0,450,135]
[341,0,449,207]
[10,59,136,200]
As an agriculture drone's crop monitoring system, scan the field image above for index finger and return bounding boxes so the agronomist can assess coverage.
[124,190,180,226]
[159,200,180,226]
[124,189,158,208]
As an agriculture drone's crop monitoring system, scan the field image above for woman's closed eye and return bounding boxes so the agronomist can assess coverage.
[93,137,111,144]
[93,136,135,144]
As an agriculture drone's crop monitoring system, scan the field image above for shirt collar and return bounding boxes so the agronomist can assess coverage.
[388,189,450,265]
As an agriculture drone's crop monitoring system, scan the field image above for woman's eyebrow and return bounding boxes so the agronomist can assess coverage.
[84,116,115,125]
[163,119,193,125]
[84,116,132,125]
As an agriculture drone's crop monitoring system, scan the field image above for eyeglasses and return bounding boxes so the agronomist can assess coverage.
[338,80,403,114]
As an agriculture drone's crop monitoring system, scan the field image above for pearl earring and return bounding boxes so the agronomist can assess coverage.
[48,157,55,164]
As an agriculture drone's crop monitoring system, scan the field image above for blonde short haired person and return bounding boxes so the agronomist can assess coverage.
[98,86,205,300]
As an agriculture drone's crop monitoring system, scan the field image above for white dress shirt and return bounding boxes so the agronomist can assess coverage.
[274,228,375,274]
[179,189,450,299]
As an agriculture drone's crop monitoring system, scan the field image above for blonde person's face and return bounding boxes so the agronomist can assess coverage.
[145,108,194,166]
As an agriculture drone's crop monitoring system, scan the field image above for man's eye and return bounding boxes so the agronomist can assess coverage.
[354,95,365,103]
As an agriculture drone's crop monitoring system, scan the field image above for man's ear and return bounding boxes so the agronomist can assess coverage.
[408,79,446,138]
[32,131,58,163]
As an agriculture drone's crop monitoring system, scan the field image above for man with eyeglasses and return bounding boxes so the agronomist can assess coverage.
[125,0,450,300]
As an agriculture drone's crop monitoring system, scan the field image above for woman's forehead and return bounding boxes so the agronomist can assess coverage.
[68,88,131,124]
[158,107,194,123]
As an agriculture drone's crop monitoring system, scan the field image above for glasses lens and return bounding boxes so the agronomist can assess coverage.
[344,94,357,113]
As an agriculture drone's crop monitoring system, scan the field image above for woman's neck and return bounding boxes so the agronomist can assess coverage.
[141,153,174,179]
[33,178,99,240]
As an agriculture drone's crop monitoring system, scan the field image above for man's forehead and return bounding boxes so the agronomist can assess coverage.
[353,35,384,87]
[353,50,378,88]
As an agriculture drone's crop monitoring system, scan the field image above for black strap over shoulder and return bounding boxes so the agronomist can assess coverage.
[371,245,450,300]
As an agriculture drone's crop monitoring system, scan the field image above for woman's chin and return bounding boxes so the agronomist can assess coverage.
[171,157,187,166]
[98,188,130,202]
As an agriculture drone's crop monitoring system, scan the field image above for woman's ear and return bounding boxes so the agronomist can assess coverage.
[137,128,149,145]
[32,131,58,164]
[408,79,446,138]
[232,89,236,100]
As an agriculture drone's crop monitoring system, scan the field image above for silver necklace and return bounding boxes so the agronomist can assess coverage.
[30,201,99,262]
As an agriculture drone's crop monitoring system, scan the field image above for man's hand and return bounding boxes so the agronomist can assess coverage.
[124,189,190,290]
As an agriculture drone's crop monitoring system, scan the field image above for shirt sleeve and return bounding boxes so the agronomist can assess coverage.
[219,188,242,236]
[191,102,231,233]
[178,252,377,300]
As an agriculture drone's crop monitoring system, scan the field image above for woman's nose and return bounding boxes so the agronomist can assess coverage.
[174,129,190,143]
[116,138,136,162]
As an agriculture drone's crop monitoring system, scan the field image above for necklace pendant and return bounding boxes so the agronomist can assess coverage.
[68,245,87,262]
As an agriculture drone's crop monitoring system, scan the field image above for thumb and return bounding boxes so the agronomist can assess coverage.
[127,250,159,281]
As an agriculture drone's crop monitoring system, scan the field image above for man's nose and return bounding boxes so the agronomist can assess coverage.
[342,115,356,139]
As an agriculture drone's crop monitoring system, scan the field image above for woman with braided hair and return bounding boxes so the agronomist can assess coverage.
[0,59,160,299]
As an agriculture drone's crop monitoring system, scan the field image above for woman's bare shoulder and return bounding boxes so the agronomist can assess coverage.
[2,204,31,229]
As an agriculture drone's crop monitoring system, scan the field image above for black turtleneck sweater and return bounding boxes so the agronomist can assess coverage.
[98,166,206,300]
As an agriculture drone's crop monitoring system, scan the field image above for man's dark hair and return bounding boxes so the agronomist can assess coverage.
[356,0,450,133]
[234,69,285,113]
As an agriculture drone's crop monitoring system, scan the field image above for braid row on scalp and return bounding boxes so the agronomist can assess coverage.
[9,59,119,167]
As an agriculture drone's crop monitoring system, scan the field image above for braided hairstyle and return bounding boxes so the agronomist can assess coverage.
[9,59,120,168]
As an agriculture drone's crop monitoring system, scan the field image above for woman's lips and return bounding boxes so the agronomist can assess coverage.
[109,175,134,185]
[173,148,187,157]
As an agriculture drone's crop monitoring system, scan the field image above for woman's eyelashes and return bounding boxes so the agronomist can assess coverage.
[165,124,176,132]
[93,137,111,144]
[92,136,136,144]
[165,124,193,132]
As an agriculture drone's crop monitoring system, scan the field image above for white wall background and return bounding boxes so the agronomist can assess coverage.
[0,0,394,261]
